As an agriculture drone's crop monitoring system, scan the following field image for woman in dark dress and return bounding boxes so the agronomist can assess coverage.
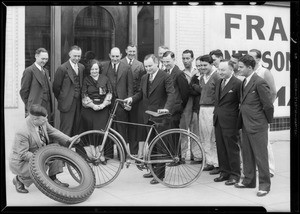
[79,59,112,164]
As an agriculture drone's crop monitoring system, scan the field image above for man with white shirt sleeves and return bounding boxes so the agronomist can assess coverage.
[179,50,202,164]
[198,55,221,174]
[213,60,242,185]
[235,54,274,197]
[53,45,84,136]
[20,48,54,125]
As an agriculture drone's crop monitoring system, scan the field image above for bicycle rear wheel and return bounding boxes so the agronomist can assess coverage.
[68,130,124,188]
[147,129,205,188]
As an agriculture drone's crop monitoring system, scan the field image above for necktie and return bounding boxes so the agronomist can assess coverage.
[39,126,47,145]
[166,69,170,74]
[149,74,154,82]
[74,64,79,75]
[41,67,45,75]
[243,79,247,89]
[129,59,132,66]
[113,64,117,73]
[221,79,226,91]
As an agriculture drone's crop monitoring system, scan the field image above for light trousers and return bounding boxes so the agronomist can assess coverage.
[199,106,218,167]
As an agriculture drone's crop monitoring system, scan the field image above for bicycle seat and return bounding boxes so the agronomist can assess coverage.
[146,110,172,129]
[145,110,171,118]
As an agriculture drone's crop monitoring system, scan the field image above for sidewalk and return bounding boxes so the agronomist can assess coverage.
[5,130,290,212]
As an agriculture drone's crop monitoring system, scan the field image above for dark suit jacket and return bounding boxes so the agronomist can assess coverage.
[20,63,54,115]
[237,73,274,133]
[53,60,84,112]
[190,73,201,114]
[168,65,190,115]
[120,57,146,94]
[132,69,176,123]
[213,75,242,129]
[102,61,133,99]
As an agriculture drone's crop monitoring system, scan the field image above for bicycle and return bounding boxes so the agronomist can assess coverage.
[68,99,205,188]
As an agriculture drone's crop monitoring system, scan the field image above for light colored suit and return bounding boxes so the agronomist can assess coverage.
[9,117,70,187]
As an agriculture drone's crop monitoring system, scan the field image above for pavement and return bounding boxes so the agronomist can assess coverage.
[4,128,290,212]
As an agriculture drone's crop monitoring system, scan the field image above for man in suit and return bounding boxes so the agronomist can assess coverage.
[162,50,189,166]
[20,48,54,125]
[124,54,175,184]
[163,51,189,129]
[249,49,277,178]
[157,46,169,70]
[121,44,146,155]
[102,47,133,154]
[9,104,78,193]
[53,45,85,136]
[210,49,224,69]
[213,60,242,185]
[235,54,274,197]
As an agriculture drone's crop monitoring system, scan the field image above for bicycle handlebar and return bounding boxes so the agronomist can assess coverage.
[115,98,127,104]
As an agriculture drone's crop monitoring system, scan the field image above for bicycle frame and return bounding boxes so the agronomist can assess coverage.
[100,99,167,164]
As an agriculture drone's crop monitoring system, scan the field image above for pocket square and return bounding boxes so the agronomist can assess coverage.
[228,90,233,93]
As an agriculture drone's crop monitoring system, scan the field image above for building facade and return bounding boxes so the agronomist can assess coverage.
[5,4,290,145]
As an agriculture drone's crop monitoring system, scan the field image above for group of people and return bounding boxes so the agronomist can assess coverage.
[9,43,276,198]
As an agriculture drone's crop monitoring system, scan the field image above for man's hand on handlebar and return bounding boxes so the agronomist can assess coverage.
[157,109,169,114]
[124,97,133,105]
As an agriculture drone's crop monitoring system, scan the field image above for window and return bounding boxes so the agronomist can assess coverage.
[74,6,115,64]
[25,6,51,71]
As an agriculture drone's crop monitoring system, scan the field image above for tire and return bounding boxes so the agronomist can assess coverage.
[147,129,205,188]
[68,130,124,188]
[29,144,95,204]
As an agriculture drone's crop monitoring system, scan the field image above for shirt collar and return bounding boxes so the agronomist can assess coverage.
[150,68,159,79]
[69,60,77,69]
[126,57,134,64]
[223,74,233,84]
[245,71,255,84]
[112,62,120,69]
[205,68,216,79]
[34,62,42,71]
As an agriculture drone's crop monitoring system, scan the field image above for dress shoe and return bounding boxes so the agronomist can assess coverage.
[190,160,203,165]
[13,176,29,193]
[209,167,220,175]
[214,175,229,182]
[234,183,255,189]
[270,173,274,178]
[143,172,153,178]
[225,178,238,185]
[52,178,69,187]
[203,165,214,171]
[257,190,269,197]
[150,179,159,184]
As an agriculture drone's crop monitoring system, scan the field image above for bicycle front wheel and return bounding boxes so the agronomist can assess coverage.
[68,130,124,188]
[147,129,205,188]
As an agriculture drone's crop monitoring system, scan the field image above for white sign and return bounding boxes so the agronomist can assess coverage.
[204,5,290,117]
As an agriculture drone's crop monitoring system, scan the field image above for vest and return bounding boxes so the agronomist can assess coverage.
[73,71,80,99]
